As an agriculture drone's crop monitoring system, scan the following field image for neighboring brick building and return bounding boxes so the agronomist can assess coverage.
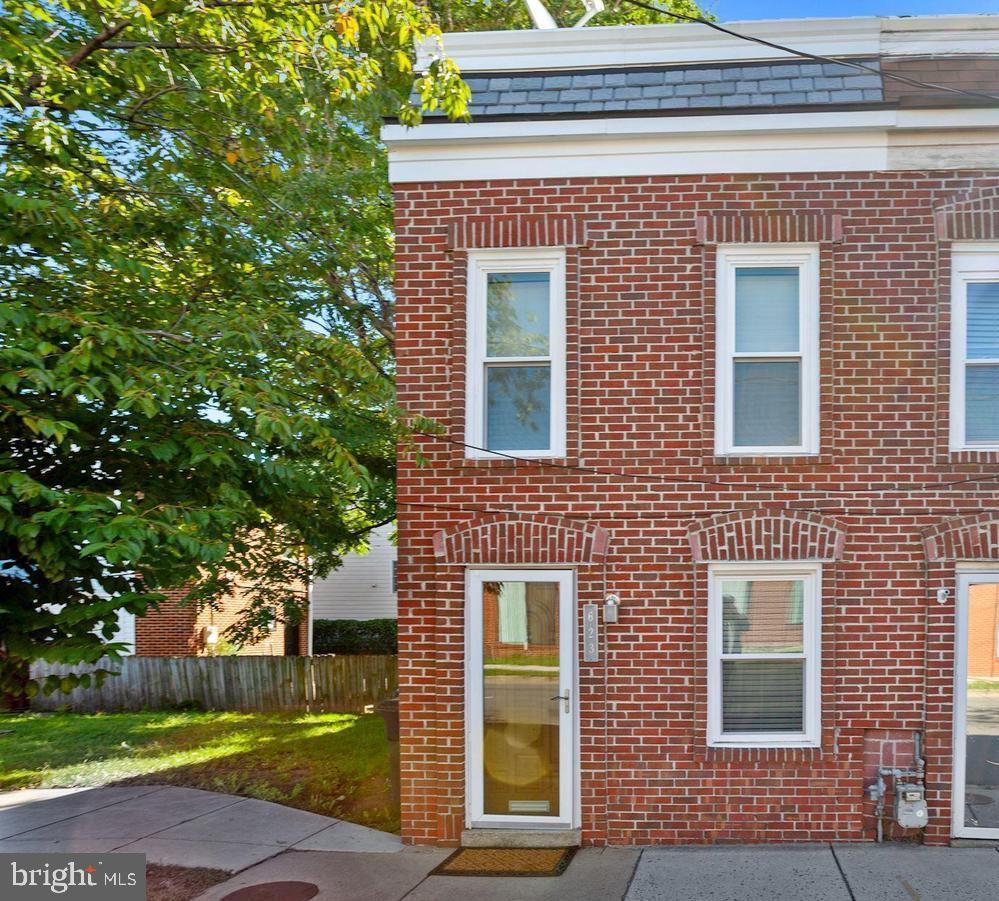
[967,582,999,678]
[385,15,999,847]
[117,585,308,657]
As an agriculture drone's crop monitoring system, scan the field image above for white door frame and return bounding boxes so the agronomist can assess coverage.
[465,568,577,830]
[952,569,999,839]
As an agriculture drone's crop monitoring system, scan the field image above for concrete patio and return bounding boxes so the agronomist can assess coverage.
[0,785,401,871]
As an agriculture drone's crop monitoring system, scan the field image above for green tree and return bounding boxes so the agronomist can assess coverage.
[0,0,701,699]
[0,0,467,697]
[432,0,706,31]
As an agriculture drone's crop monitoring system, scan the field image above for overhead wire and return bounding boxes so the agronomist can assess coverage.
[616,0,999,106]
[410,428,999,496]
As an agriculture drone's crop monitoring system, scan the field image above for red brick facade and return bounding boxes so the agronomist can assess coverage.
[394,170,999,846]
[134,586,307,657]
[966,584,999,679]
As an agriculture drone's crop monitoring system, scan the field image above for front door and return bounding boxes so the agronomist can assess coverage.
[953,572,999,839]
[467,569,575,829]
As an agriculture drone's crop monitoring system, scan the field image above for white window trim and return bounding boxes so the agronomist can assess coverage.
[949,242,999,452]
[715,244,820,457]
[465,247,566,459]
[952,571,999,839]
[707,561,822,748]
[465,568,577,829]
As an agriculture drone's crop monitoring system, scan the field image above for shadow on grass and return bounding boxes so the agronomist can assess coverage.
[0,711,399,833]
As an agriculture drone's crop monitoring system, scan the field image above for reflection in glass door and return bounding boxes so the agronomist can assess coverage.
[467,570,574,828]
[954,574,999,838]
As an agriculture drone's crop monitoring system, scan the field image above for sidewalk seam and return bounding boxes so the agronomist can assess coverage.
[0,785,164,841]
[829,843,858,901]
[107,795,249,851]
[621,847,643,901]
[394,859,439,901]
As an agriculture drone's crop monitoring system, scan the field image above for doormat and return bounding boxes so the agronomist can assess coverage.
[431,846,576,877]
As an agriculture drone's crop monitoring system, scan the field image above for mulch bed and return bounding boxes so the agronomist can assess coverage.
[147,864,231,901]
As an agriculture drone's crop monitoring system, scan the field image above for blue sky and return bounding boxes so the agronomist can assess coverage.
[702,0,993,20]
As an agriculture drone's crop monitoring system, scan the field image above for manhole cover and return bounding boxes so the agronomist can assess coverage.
[220,881,319,901]
[967,793,995,806]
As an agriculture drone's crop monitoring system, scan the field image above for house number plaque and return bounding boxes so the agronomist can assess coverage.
[583,603,599,662]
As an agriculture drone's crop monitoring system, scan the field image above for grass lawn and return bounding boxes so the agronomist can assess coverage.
[0,710,397,832]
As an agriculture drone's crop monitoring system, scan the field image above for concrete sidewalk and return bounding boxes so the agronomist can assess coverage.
[196,843,999,901]
[5,789,999,899]
[0,785,402,871]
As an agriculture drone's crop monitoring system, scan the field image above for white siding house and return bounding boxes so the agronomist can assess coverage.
[311,524,397,621]
[110,608,136,654]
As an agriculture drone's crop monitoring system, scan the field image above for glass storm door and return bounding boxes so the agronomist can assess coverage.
[467,569,575,828]
[954,573,999,838]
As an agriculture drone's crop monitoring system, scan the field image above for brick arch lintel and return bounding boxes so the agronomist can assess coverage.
[432,514,609,566]
[688,509,847,564]
[934,186,999,241]
[922,512,999,563]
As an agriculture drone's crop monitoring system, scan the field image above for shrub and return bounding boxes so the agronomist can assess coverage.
[312,619,397,655]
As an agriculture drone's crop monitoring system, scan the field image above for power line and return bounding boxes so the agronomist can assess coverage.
[117,328,999,498]
[616,0,999,106]
[413,429,999,496]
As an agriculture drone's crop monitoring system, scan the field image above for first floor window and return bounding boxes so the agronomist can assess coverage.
[465,249,566,458]
[708,563,821,747]
[715,245,820,456]
[951,244,999,450]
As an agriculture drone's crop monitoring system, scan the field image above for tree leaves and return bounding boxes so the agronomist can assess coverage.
[0,0,462,692]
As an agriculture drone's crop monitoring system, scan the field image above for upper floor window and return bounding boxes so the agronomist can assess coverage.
[465,249,566,458]
[950,244,999,451]
[715,246,820,456]
[708,563,822,748]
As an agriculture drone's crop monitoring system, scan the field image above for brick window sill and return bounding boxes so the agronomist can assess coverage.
[706,454,834,468]
[947,449,999,465]
[694,745,829,765]
[458,455,573,470]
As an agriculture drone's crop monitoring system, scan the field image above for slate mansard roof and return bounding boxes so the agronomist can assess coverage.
[435,59,887,119]
[414,16,999,122]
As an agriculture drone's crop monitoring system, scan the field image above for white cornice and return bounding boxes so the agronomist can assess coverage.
[881,14,999,57]
[384,108,999,149]
[384,109,896,147]
[384,108,999,183]
[415,14,999,73]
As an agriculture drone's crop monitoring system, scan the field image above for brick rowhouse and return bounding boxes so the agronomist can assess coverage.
[132,582,308,656]
[387,14,999,847]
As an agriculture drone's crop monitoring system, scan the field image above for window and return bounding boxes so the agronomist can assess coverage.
[708,564,821,747]
[715,246,820,456]
[950,245,999,451]
[466,249,566,458]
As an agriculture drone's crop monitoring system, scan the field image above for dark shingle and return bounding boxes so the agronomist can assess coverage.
[626,71,665,86]
[422,57,887,120]
[627,98,661,109]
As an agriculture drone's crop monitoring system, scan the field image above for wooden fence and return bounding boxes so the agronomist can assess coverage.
[29,654,397,714]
